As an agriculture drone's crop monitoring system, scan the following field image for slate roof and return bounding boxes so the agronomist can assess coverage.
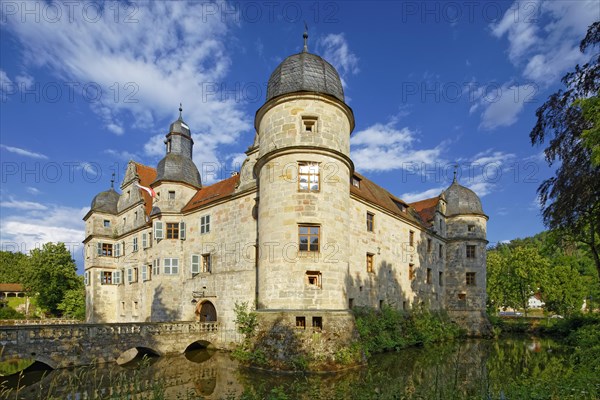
[182,174,241,213]
[90,187,120,214]
[133,162,157,216]
[153,153,202,188]
[266,52,345,102]
[443,180,484,216]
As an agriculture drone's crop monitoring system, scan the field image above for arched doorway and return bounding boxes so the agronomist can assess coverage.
[196,301,217,322]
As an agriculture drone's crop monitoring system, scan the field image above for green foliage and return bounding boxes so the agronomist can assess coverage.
[577,95,600,166]
[353,305,460,357]
[25,243,82,316]
[233,301,258,339]
[0,307,26,319]
[57,286,86,320]
[0,251,29,284]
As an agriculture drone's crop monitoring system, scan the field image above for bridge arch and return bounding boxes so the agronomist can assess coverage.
[116,346,161,366]
[195,300,217,322]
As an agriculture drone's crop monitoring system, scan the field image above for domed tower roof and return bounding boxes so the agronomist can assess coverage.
[266,30,344,103]
[90,177,119,214]
[152,105,202,188]
[443,173,485,216]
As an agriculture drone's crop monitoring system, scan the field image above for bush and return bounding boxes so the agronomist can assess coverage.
[0,307,26,320]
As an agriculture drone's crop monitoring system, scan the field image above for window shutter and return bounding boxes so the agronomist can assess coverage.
[142,265,147,281]
[97,242,102,256]
[191,254,200,274]
[180,221,186,240]
[154,221,163,240]
[142,233,147,248]
[115,243,120,257]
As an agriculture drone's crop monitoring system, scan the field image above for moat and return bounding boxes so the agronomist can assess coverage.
[2,337,597,399]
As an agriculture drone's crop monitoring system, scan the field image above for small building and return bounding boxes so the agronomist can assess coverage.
[0,283,25,301]
[528,293,545,309]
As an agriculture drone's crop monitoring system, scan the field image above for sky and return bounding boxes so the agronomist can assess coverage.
[1,0,598,273]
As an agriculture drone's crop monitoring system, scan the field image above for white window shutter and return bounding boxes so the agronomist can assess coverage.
[154,221,163,240]
[180,221,186,240]
[97,242,102,256]
[191,254,199,274]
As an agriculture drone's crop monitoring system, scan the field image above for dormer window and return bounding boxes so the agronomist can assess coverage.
[352,176,361,188]
[168,191,175,200]
[302,116,317,133]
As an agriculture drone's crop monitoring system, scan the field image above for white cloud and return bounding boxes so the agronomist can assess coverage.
[0,69,13,101]
[4,1,251,162]
[401,187,446,203]
[350,120,443,172]
[104,149,139,161]
[0,203,86,258]
[0,198,47,211]
[476,83,532,130]
[318,33,359,87]
[0,144,48,159]
[26,187,41,195]
[491,0,598,86]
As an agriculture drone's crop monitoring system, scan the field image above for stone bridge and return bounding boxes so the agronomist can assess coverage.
[0,322,239,369]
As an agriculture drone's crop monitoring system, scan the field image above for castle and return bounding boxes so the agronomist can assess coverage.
[83,33,489,341]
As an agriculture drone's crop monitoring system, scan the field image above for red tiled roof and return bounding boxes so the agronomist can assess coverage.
[409,197,440,226]
[134,162,157,216]
[182,175,240,213]
[350,172,425,225]
[0,283,24,292]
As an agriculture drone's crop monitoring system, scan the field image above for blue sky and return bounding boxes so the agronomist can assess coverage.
[1,0,598,272]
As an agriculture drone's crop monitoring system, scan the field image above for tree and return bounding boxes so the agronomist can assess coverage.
[577,96,600,166]
[57,285,86,320]
[530,22,600,281]
[542,264,585,316]
[25,243,81,316]
[0,250,30,283]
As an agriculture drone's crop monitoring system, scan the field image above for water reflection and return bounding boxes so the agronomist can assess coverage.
[0,338,583,400]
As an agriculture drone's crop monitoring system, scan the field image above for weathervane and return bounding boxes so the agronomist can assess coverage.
[303,21,308,52]
[110,172,115,188]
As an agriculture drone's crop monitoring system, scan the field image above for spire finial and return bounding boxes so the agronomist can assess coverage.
[110,172,115,189]
[303,22,308,52]
[178,103,183,120]
[453,164,458,183]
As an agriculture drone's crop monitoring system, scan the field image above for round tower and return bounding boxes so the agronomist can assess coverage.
[254,32,355,311]
[442,173,490,335]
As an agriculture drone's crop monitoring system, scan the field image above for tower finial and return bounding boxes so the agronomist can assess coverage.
[303,22,308,52]
[111,172,115,189]
[178,103,183,120]
[453,164,458,183]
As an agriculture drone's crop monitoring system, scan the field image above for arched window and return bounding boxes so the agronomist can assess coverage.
[196,301,217,322]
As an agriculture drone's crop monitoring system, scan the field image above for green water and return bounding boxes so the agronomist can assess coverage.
[1,337,598,399]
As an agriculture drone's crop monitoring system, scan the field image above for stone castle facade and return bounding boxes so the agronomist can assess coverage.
[83,35,490,340]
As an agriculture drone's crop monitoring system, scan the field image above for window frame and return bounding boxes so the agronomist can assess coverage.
[298,224,320,252]
[366,212,374,232]
[202,254,212,273]
[305,271,322,288]
[466,245,476,259]
[366,253,374,273]
[132,236,138,252]
[298,161,320,193]
[166,222,179,239]
[200,215,210,234]
[466,272,476,286]
[164,258,179,275]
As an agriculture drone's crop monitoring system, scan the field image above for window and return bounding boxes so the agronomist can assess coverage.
[439,244,443,258]
[191,254,200,274]
[409,263,415,280]
[366,212,374,232]
[154,221,163,240]
[299,225,320,252]
[98,243,113,257]
[409,231,415,247]
[142,265,149,281]
[84,271,89,286]
[132,237,138,252]
[426,268,432,284]
[306,271,322,288]
[168,190,175,200]
[114,243,121,257]
[113,270,122,285]
[200,215,210,234]
[302,116,317,133]
[296,316,306,329]
[466,245,476,259]
[349,298,354,309]
[164,258,179,275]
[466,272,476,286]
[468,224,475,232]
[379,300,384,309]
[101,271,112,285]
[352,176,361,188]
[439,271,443,286]
[458,293,466,301]
[134,211,138,221]
[103,220,110,228]
[366,253,374,273]
[122,217,126,226]
[312,316,323,330]
[427,238,432,252]
[166,223,179,239]
[152,259,160,276]
[298,162,319,192]
[142,233,148,249]
[202,254,212,273]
